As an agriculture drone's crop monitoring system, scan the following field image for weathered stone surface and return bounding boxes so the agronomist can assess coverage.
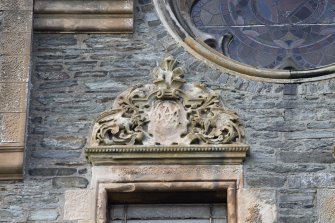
[34,34,77,47]
[0,83,27,112]
[0,1,334,222]
[318,189,335,223]
[52,177,89,189]
[84,79,127,91]
[0,32,30,55]
[3,10,32,32]
[278,189,316,222]
[39,80,78,89]
[91,165,243,187]
[246,163,326,174]
[0,0,29,10]
[28,168,77,176]
[284,130,335,140]
[246,175,286,188]
[0,56,29,82]
[35,64,63,72]
[31,150,81,159]
[287,173,335,188]
[64,190,95,221]
[0,112,26,143]
[283,84,298,95]
[237,189,277,223]
[74,71,107,78]
[279,151,334,164]
[248,121,306,132]
[28,209,59,221]
[41,135,86,150]
[37,71,70,80]
[279,216,316,223]
[66,61,97,71]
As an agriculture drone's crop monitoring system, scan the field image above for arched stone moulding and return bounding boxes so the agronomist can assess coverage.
[153,0,335,83]
[85,56,249,165]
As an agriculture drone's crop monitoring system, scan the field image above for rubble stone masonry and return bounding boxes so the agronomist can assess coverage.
[0,0,335,222]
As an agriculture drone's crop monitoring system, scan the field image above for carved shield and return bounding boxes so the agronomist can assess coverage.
[148,100,188,146]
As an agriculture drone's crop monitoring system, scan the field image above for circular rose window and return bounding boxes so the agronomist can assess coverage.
[191,0,335,70]
[154,0,335,81]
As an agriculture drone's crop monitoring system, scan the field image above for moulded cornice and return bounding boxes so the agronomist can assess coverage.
[33,0,134,33]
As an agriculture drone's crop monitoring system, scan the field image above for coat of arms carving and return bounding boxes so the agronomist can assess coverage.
[86,56,248,165]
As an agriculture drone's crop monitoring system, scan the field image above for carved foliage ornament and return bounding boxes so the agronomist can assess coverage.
[89,56,245,148]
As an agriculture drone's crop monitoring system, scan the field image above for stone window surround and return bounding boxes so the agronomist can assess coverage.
[70,56,250,223]
[63,165,249,223]
[96,181,237,223]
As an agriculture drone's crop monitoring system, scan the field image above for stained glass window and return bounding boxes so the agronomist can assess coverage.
[191,0,335,70]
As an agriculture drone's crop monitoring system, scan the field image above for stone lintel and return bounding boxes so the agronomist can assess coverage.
[33,0,134,33]
[86,145,249,165]
[91,165,244,188]
[0,146,24,180]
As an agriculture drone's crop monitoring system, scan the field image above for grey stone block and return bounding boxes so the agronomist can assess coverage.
[279,151,334,164]
[34,34,77,47]
[29,209,59,221]
[41,135,86,150]
[283,84,298,95]
[278,216,316,223]
[39,80,78,89]
[31,150,81,159]
[288,173,335,188]
[52,177,89,189]
[246,175,286,188]
[28,168,77,176]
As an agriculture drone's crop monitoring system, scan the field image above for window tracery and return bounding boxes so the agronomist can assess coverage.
[191,0,335,70]
[155,0,335,80]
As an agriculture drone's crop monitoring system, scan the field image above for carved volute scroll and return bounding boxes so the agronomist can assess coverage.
[86,56,249,165]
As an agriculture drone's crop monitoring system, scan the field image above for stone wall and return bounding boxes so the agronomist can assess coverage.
[0,0,335,222]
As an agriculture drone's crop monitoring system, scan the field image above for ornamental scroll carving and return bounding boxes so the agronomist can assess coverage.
[89,56,245,148]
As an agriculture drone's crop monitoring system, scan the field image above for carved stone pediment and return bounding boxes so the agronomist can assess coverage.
[86,56,249,165]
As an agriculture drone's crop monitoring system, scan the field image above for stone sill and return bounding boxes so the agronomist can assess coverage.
[86,144,249,165]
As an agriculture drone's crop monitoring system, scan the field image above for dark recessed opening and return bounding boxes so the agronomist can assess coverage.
[283,66,295,71]
[108,190,227,204]
[108,190,228,223]
[204,39,217,49]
